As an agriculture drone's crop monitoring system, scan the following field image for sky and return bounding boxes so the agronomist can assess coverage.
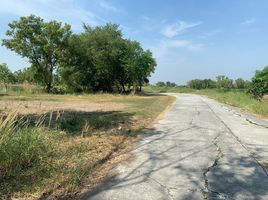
[1,0,268,84]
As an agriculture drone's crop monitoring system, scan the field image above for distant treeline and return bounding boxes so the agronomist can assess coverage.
[155,66,268,99]
[1,15,156,93]
[187,76,250,90]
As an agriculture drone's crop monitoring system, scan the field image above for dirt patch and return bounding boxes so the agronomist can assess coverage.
[0,100,127,114]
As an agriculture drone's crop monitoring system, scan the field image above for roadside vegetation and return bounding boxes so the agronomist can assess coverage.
[146,66,268,118]
[0,93,174,199]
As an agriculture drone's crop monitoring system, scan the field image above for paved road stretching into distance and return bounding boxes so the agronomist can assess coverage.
[85,93,268,200]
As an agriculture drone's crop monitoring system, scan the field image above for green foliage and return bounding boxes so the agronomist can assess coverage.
[156,81,166,87]
[13,66,37,84]
[234,78,248,89]
[216,75,234,91]
[156,81,177,87]
[60,24,156,93]
[123,40,156,93]
[187,79,216,89]
[247,66,268,99]
[0,63,15,84]
[2,15,72,92]
[166,81,177,87]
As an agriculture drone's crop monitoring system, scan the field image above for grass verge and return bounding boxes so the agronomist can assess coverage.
[0,93,175,199]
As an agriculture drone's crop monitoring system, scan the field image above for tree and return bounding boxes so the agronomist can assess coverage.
[187,79,204,89]
[247,66,268,99]
[60,23,126,92]
[165,81,177,87]
[2,15,71,92]
[0,63,14,85]
[234,78,247,89]
[216,75,234,91]
[60,24,156,93]
[156,82,166,87]
[123,40,156,93]
[13,66,37,84]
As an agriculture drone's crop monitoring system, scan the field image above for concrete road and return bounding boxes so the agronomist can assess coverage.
[85,94,268,200]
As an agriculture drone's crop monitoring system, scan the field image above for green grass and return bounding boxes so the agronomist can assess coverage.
[0,92,174,199]
[195,90,268,118]
[144,86,268,119]
[144,85,195,93]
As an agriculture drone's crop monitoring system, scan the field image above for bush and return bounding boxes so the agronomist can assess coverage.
[247,66,268,99]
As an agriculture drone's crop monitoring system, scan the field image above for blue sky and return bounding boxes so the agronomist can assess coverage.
[1,0,268,84]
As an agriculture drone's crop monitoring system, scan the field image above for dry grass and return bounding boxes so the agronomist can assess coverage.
[0,100,127,114]
[0,93,175,200]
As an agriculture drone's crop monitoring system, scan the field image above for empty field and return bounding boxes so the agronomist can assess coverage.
[0,93,174,199]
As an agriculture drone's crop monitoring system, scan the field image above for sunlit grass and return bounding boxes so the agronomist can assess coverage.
[0,92,174,199]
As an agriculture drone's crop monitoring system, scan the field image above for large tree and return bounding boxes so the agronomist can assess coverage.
[123,40,156,93]
[60,23,126,92]
[60,23,156,93]
[2,15,71,92]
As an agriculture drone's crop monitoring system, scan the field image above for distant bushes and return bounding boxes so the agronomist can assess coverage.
[186,76,250,91]
[187,78,216,90]
[156,81,177,87]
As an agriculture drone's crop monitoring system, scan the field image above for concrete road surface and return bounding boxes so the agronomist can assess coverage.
[85,93,268,200]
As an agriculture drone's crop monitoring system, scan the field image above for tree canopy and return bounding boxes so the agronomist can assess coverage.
[60,23,156,93]
[2,15,72,92]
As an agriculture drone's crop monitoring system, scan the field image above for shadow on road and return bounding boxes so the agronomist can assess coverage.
[80,125,268,200]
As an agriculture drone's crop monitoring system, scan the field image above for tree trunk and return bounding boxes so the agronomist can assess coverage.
[46,82,52,93]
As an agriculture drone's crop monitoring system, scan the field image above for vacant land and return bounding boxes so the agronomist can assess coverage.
[0,93,174,200]
[145,86,268,119]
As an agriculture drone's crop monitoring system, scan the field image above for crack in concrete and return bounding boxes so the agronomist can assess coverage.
[222,104,268,129]
[146,176,175,200]
[132,169,176,200]
[202,98,268,177]
[201,135,229,200]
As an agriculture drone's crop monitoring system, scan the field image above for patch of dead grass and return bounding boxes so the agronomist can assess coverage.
[0,100,127,115]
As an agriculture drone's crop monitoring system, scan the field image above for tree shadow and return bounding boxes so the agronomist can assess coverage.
[20,110,134,136]
[79,126,268,200]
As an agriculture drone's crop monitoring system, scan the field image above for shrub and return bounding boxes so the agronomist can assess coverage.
[247,66,268,99]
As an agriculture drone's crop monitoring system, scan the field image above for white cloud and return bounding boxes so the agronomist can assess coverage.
[0,0,105,31]
[241,18,255,25]
[98,1,119,12]
[161,21,202,38]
